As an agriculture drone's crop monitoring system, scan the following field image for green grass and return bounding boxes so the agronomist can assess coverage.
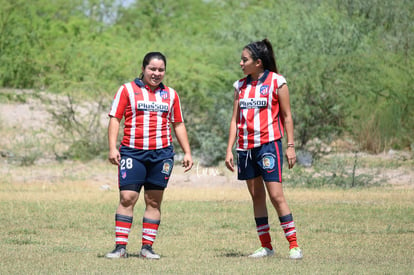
[0,181,413,274]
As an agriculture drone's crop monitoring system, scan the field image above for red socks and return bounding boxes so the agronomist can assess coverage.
[255,217,273,250]
[142,217,160,247]
[279,213,298,249]
[115,214,133,247]
[114,215,161,249]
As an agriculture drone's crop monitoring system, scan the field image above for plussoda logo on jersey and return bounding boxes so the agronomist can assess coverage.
[137,101,169,112]
[239,98,268,109]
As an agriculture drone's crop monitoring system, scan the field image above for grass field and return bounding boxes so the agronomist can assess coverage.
[1,162,413,275]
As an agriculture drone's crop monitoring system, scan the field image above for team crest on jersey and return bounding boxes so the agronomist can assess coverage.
[261,154,275,170]
[161,159,173,175]
[260,85,270,96]
[160,90,169,100]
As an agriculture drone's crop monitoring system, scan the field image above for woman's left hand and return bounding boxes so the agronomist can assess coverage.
[182,153,193,172]
[285,147,296,169]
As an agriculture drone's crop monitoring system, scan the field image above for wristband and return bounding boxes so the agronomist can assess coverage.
[287,143,295,148]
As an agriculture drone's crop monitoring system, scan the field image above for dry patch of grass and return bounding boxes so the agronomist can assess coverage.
[1,172,413,274]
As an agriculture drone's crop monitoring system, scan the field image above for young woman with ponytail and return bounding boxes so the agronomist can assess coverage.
[225,38,303,259]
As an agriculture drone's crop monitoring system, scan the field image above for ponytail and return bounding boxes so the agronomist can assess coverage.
[245,38,278,73]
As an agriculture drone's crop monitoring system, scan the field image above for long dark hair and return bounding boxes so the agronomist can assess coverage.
[244,38,278,73]
[139,52,167,79]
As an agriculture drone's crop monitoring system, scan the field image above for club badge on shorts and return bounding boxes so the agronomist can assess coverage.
[261,154,275,170]
[161,159,173,175]
[121,170,127,179]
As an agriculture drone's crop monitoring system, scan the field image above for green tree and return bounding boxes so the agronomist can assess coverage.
[1,0,412,164]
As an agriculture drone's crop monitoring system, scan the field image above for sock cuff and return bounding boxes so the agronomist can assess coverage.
[255,216,269,226]
[279,213,293,223]
[143,217,160,225]
[115,214,133,223]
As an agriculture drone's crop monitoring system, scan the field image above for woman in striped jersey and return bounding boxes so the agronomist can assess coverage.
[225,39,303,259]
[105,52,193,259]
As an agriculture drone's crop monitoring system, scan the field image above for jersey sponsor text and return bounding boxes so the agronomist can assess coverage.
[239,98,268,109]
[137,101,169,112]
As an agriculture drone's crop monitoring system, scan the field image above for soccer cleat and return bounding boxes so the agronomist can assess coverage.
[105,246,127,259]
[248,247,274,258]
[289,247,303,259]
[140,244,160,259]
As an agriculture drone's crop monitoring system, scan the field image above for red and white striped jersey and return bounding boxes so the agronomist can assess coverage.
[233,70,287,150]
[109,78,184,150]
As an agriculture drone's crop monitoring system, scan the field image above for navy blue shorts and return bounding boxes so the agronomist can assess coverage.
[237,140,283,182]
[118,145,175,192]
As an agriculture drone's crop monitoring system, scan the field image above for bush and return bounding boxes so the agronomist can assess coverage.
[45,93,109,161]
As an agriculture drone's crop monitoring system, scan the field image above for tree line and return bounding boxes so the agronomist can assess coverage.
[1,0,413,165]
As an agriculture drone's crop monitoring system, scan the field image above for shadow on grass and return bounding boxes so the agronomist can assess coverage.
[97,252,170,259]
[219,251,246,257]
[97,252,140,258]
[98,251,247,258]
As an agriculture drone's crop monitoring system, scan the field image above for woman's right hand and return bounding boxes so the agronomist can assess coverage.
[108,148,120,166]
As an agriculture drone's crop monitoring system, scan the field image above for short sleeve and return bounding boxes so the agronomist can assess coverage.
[108,85,128,119]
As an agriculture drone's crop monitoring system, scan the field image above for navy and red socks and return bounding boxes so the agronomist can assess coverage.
[255,217,273,250]
[142,217,160,248]
[279,213,299,249]
[114,213,133,249]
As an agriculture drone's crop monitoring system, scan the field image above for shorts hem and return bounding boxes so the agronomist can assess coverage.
[263,179,282,183]
[119,181,145,186]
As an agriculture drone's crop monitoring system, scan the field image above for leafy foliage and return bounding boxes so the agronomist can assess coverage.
[0,0,413,164]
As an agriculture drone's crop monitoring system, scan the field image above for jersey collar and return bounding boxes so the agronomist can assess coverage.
[246,70,269,85]
[134,78,165,90]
